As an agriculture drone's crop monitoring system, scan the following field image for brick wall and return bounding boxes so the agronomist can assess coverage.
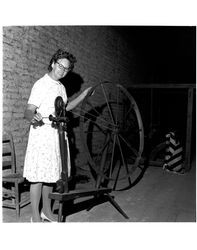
[3,26,135,172]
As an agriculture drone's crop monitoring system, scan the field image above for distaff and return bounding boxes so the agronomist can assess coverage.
[49,96,69,193]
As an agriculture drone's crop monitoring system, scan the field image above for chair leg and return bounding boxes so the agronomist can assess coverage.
[14,181,20,219]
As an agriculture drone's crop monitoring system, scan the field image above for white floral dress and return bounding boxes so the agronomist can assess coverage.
[23,74,71,183]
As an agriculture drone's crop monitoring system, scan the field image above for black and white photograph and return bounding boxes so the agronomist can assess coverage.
[0,1,196,250]
[2,24,196,223]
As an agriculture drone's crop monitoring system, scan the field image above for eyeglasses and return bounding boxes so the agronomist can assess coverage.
[56,61,70,71]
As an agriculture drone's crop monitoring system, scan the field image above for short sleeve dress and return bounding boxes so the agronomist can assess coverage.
[23,74,71,183]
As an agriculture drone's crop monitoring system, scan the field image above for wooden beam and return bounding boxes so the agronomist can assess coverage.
[49,187,112,202]
[129,83,196,89]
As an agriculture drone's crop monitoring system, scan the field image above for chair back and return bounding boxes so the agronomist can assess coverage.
[2,131,16,176]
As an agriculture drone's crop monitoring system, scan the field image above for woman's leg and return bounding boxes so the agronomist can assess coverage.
[30,182,42,222]
[42,183,57,221]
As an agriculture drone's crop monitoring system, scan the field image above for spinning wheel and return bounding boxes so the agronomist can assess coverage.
[79,81,144,190]
[49,92,130,221]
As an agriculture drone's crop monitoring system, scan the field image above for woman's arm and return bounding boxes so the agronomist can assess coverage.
[24,104,37,122]
[24,104,43,127]
[66,87,92,111]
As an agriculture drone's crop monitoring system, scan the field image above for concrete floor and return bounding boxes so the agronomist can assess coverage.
[2,162,196,223]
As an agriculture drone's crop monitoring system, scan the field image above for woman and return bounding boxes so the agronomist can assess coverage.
[24,49,91,222]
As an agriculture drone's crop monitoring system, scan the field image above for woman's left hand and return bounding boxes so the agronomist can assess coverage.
[66,86,94,111]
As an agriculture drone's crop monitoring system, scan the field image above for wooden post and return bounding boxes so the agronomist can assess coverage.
[184,87,194,171]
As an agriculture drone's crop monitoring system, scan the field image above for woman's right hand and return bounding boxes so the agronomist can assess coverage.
[32,112,42,122]
[31,112,44,128]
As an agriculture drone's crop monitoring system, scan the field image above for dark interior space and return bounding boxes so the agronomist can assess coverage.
[114,26,196,160]
[114,26,196,84]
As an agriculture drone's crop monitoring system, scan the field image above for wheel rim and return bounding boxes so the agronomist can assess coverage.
[80,81,144,190]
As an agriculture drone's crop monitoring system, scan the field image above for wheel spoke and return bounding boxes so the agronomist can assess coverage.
[71,105,115,129]
[116,135,132,186]
[88,121,108,135]
[94,135,111,163]
[109,133,117,178]
[79,114,114,132]
[77,108,115,131]
[79,109,111,127]
[124,103,135,121]
[84,129,106,135]
[101,83,115,124]
[115,87,120,125]
[118,134,139,157]
[85,100,114,126]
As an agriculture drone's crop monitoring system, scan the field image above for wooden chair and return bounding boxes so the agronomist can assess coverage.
[2,131,30,219]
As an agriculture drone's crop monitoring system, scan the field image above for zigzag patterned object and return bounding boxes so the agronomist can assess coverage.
[163,131,185,174]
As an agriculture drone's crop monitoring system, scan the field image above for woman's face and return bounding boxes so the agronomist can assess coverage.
[51,58,71,80]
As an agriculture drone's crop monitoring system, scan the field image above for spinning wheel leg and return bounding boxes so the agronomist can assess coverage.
[86,193,129,219]
[106,194,129,219]
[58,202,63,222]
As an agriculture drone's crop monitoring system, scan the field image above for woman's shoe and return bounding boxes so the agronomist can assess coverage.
[30,217,42,222]
[40,211,57,222]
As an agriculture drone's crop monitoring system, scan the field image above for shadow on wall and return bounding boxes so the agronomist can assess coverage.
[60,71,84,98]
[60,71,84,130]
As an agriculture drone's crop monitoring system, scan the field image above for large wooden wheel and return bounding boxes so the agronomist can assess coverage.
[79,81,144,190]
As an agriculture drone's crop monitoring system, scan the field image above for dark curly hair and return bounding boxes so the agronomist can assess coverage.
[48,49,77,72]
